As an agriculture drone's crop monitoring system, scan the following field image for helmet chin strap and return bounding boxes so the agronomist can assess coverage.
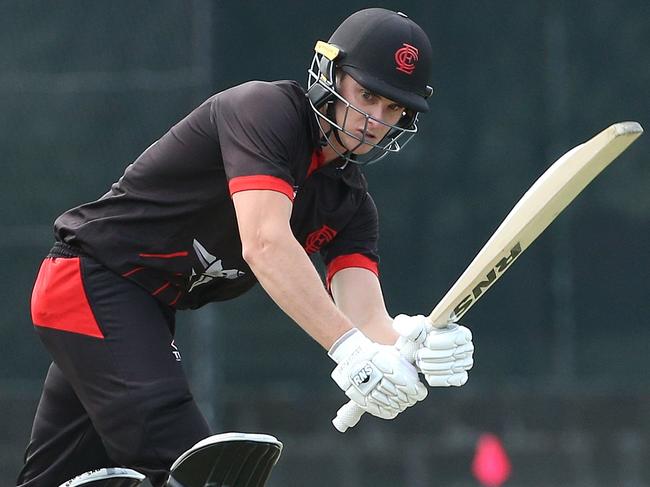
[322,102,362,165]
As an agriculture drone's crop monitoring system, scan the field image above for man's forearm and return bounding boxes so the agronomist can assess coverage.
[329,267,398,345]
[244,234,353,349]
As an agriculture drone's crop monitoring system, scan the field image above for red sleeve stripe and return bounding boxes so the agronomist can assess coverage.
[228,175,294,201]
[326,253,379,288]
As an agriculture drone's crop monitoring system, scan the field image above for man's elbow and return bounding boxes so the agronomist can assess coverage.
[240,228,288,267]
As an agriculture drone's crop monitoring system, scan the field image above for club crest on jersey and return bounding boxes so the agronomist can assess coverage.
[304,225,337,254]
[188,239,245,292]
[394,43,419,74]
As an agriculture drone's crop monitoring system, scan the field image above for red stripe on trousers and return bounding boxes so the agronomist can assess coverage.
[31,257,104,339]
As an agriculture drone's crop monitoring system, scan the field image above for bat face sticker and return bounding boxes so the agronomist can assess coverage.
[451,242,522,320]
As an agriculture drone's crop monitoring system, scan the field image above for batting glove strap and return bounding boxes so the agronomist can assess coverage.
[330,329,382,392]
[328,328,371,364]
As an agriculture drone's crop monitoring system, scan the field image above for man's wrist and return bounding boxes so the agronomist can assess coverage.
[328,328,372,364]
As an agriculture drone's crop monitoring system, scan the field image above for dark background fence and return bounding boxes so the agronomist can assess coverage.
[1,1,648,485]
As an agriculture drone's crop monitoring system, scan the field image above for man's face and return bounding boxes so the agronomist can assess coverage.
[333,74,406,155]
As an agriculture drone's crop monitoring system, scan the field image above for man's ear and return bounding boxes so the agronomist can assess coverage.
[334,69,346,90]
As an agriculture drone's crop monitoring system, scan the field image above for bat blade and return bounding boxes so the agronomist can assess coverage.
[332,121,643,432]
[428,121,643,327]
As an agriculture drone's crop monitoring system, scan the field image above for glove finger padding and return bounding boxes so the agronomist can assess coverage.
[370,347,427,408]
[396,321,475,388]
[424,371,469,387]
[414,343,475,363]
[416,344,475,364]
[423,324,473,350]
[416,359,474,375]
[362,399,400,419]
[413,380,428,401]
[415,348,474,372]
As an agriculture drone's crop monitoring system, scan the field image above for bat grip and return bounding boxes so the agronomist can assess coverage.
[332,402,364,432]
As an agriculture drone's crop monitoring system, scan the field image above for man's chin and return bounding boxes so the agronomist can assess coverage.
[338,132,380,155]
[348,143,374,155]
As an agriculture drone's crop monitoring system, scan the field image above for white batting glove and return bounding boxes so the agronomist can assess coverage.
[393,314,474,387]
[329,329,428,420]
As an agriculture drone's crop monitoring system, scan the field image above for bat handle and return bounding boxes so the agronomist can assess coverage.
[332,401,364,432]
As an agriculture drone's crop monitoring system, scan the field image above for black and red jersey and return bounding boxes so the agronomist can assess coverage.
[54,80,380,309]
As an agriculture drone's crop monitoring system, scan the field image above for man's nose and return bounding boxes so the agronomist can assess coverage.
[366,108,384,126]
[366,105,391,126]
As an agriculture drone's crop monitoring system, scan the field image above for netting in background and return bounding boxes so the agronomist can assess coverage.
[1,1,649,485]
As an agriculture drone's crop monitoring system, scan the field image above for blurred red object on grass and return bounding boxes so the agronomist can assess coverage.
[472,433,512,486]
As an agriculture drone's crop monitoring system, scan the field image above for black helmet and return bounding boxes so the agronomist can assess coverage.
[307,8,434,165]
[330,8,433,112]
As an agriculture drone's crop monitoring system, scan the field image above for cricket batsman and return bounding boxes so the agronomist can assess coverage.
[18,8,474,487]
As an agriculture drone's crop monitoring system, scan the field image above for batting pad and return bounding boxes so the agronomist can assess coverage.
[166,432,283,487]
[58,467,145,487]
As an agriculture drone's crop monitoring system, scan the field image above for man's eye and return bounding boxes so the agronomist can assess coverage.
[389,104,404,112]
[361,91,374,100]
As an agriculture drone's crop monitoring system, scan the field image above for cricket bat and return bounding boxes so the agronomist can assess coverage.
[333,121,643,432]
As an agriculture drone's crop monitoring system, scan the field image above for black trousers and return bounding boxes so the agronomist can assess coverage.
[17,254,211,487]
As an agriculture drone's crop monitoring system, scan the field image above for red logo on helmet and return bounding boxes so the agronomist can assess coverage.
[305,225,337,254]
[394,43,419,75]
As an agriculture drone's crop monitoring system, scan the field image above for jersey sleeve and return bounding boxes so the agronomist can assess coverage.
[320,193,380,288]
[213,81,304,201]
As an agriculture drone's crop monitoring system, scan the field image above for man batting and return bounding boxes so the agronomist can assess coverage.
[18,8,474,487]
